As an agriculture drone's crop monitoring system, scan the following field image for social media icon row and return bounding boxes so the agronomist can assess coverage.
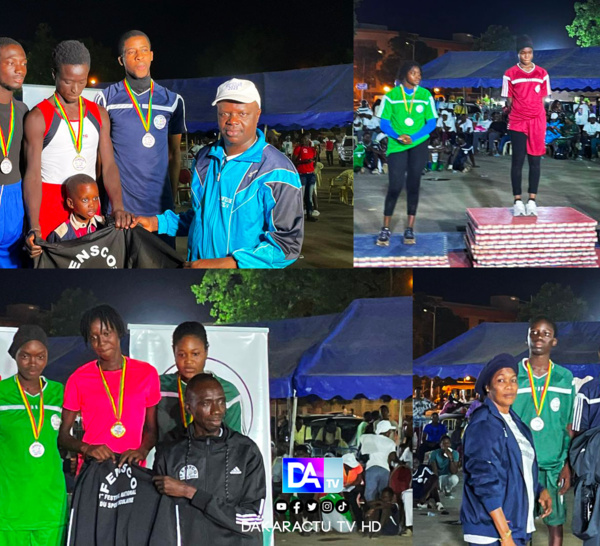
[274,498,349,514]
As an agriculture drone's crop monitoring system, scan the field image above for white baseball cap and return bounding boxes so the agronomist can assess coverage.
[376,420,395,435]
[212,78,261,108]
[342,453,361,468]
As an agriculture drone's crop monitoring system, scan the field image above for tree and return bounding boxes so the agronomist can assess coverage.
[518,283,588,322]
[355,43,384,90]
[49,288,98,336]
[413,293,468,358]
[354,0,362,34]
[377,35,436,86]
[190,270,412,324]
[21,24,123,85]
[474,25,515,51]
[22,23,57,85]
[567,0,600,47]
[82,38,123,84]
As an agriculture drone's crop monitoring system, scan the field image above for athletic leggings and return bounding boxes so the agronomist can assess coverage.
[510,130,541,196]
[384,140,429,217]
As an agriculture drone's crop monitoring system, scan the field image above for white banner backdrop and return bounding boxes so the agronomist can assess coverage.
[22,84,100,111]
[129,324,274,544]
[0,327,18,380]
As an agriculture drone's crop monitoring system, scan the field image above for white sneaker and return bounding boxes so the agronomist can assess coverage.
[436,502,445,511]
[513,200,526,216]
[417,503,428,510]
[312,210,320,217]
[526,200,538,216]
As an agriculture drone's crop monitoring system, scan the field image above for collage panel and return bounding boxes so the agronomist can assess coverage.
[0,268,412,544]
[413,269,600,546]
[353,0,600,269]
[1,0,354,271]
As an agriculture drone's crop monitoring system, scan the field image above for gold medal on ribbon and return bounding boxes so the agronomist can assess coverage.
[15,376,45,458]
[98,357,127,438]
[525,359,553,432]
[110,421,126,438]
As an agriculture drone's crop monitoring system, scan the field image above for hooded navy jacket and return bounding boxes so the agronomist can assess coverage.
[461,397,543,543]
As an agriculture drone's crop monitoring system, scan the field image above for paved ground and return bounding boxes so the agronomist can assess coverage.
[414,473,580,546]
[174,161,354,268]
[354,153,600,236]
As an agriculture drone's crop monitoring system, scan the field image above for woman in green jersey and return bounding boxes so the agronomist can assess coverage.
[157,321,243,445]
[0,325,67,545]
[376,61,437,246]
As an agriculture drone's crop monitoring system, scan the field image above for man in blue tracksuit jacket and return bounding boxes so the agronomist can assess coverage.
[461,396,545,545]
[137,78,304,269]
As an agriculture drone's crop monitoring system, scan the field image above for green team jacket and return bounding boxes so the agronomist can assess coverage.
[0,376,67,532]
[512,359,575,470]
[157,372,243,445]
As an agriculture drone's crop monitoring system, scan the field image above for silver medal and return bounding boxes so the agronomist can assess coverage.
[29,441,45,458]
[530,416,544,431]
[405,117,415,127]
[142,133,155,148]
[0,158,12,174]
[73,155,87,171]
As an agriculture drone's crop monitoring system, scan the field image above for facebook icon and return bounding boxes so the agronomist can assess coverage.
[282,458,344,493]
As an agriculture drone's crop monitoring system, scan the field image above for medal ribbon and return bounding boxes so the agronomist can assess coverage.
[0,100,15,159]
[123,79,154,132]
[15,376,44,441]
[525,359,553,416]
[53,94,84,154]
[177,375,193,427]
[400,84,418,116]
[98,356,127,422]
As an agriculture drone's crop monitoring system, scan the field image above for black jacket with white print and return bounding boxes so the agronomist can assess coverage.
[150,424,266,545]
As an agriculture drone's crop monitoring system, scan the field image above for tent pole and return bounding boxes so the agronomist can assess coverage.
[399,400,403,442]
[289,391,298,457]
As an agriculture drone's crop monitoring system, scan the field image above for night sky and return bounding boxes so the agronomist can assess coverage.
[414,270,600,316]
[8,0,353,78]
[357,0,577,50]
[0,270,210,325]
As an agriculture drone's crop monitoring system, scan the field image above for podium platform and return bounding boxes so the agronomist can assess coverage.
[353,232,466,267]
[466,207,599,267]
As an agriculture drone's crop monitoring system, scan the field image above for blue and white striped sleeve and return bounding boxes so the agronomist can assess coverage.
[573,390,591,432]
[94,90,107,107]
[232,168,304,269]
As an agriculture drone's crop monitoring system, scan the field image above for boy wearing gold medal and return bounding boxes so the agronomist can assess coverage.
[512,316,574,546]
[0,325,67,545]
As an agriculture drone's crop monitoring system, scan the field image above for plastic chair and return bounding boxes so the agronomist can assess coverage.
[176,169,192,205]
[328,170,353,204]
[503,141,512,155]
[314,162,324,188]
[342,172,354,206]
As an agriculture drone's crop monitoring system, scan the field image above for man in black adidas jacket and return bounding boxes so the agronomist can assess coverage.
[150,373,266,545]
